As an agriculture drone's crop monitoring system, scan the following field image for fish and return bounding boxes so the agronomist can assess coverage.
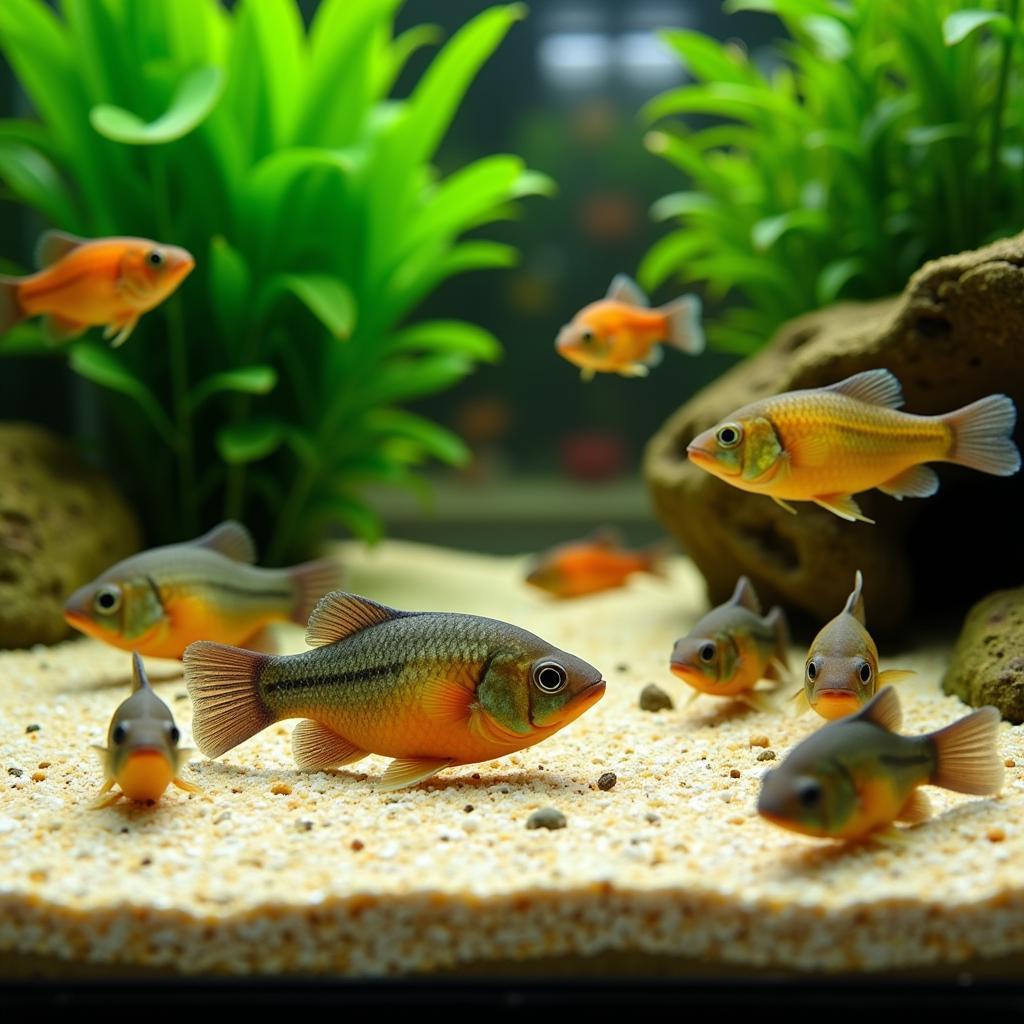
[686,370,1021,523]
[525,528,668,598]
[669,576,788,712]
[0,230,194,346]
[64,521,342,660]
[757,688,1003,841]
[793,570,914,720]
[555,273,704,381]
[91,652,199,808]
[183,590,606,791]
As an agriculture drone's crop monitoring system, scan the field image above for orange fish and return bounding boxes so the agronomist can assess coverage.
[556,274,704,381]
[687,370,1021,523]
[0,230,194,346]
[525,529,668,598]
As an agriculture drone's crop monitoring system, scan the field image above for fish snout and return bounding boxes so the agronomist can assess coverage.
[555,325,579,355]
[812,688,861,720]
[63,584,93,629]
[167,245,196,279]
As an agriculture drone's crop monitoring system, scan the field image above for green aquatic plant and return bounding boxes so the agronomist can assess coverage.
[641,0,1024,354]
[0,0,550,561]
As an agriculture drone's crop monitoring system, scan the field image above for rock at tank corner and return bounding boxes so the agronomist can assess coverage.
[944,588,1024,723]
[0,423,141,648]
[644,232,1024,634]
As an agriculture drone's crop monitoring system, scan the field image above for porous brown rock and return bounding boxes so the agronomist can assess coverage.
[943,587,1024,722]
[0,423,141,647]
[645,233,1024,633]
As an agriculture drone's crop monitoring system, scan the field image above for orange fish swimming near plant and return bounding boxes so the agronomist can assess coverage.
[687,370,1020,523]
[184,591,606,791]
[0,231,194,346]
[556,274,704,381]
[525,529,668,598]
[64,522,341,660]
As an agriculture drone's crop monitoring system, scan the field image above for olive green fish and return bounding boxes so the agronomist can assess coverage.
[92,653,199,808]
[670,576,788,711]
[64,521,342,660]
[793,570,914,720]
[184,591,606,791]
[759,688,1003,841]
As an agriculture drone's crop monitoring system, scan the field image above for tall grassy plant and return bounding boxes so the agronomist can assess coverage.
[0,0,550,561]
[641,0,1024,354]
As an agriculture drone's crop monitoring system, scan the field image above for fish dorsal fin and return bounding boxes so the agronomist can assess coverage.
[855,686,902,732]
[305,591,406,647]
[588,526,622,549]
[130,651,150,693]
[825,369,904,410]
[606,273,649,308]
[35,230,88,269]
[843,570,865,624]
[729,575,761,615]
[194,521,257,563]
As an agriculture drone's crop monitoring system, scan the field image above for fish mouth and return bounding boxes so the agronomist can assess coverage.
[117,749,173,802]
[578,678,606,708]
[670,662,702,685]
[813,689,860,719]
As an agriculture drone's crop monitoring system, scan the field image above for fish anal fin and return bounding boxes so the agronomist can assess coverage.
[825,369,904,410]
[305,592,407,647]
[107,315,138,348]
[43,314,87,343]
[291,719,367,771]
[580,367,595,382]
[606,273,649,307]
[36,229,87,269]
[871,825,913,847]
[772,496,798,515]
[172,776,202,794]
[813,493,875,524]
[729,575,761,614]
[878,668,916,687]
[195,521,257,563]
[896,789,932,824]
[378,757,453,792]
[878,465,939,500]
[854,687,902,731]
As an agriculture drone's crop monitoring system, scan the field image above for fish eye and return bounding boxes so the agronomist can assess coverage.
[579,328,595,345]
[146,249,164,268]
[806,659,818,681]
[169,724,180,745]
[699,643,716,663]
[533,661,568,693]
[859,662,872,684]
[716,423,743,449]
[93,585,122,615]
[797,779,823,808]
[112,723,127,745]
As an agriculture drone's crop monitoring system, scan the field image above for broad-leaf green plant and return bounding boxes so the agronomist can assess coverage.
[641,0,1023,354]
[0,0,551,561]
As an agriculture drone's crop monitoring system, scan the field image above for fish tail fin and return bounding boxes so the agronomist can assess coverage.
[929,706,1004,795]
[0,276,25,335]
[945,394,1021,476]
[659,294,705,355]
[289,558,344,627]
[183,641,274,758]
[766,605,790,668]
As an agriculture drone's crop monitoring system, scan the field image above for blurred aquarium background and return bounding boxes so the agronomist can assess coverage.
[1,0,1020,555]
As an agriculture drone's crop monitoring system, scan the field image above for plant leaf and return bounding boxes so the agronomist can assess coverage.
[315,492,383,544]
[274,273,357,339]
[209,235,251,341]
[943,10,1010,47]
[384,319,502,361]
[190,365,277,411]
[0,141,77,226]
[364,409,470,466]
[90,65,224,145]
[217,419,284,464]
[751,209,828,251]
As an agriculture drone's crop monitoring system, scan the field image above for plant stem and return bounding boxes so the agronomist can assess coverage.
[987,0,1020,213]
[265,458,319,566]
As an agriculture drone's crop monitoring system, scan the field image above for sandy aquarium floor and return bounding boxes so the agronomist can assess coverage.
[2,540,1024,977]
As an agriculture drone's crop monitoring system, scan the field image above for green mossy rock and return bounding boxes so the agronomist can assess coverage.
[943,588,1024,722]
[645,232,1024,635]
[0,423,141,648]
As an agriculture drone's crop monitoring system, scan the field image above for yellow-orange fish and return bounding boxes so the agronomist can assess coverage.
[792,570,914,720]
[92,653,199,808]
[687,370,1020,523]
[556,274,704,381]
[0,231,194,346]
[525,529,667,598]
[758,688,1003,841]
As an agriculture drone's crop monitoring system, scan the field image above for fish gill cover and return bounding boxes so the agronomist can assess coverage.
[0,0,552,562]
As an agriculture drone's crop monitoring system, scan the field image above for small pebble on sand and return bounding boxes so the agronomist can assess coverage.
[756,750,776,762]
[597,772,617,791]
[527,807,567,831]
[639,684,673,713]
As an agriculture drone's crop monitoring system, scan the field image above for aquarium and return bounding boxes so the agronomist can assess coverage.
[2,0,1024,1005]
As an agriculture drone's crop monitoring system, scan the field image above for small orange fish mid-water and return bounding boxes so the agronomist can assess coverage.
[92,653,199,808]
[64,521,342,660]
[525,529,667,598]
[794,570,914,720]
[687,370,1020,522]
[0,231,194,346]
[556,274,704,381]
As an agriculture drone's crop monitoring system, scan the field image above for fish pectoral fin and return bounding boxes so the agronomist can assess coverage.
[89,781,123,810]
[43,314,88,344]
[878,668,916,686]
[580,367,595,382]
[621,363,650,378]
[291,719,367,771]
[377,757,453,792]
[813,493,875,524]
[771,496,798,515]
[895,789,932,825]
[735,689,776,714]
[172,776,202,794]
[107,316,138,348]
[788,687,811,717]
[878,465,939,500]
[870,825,913,847]
[785,432,831,469]
[421,674,475,725]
